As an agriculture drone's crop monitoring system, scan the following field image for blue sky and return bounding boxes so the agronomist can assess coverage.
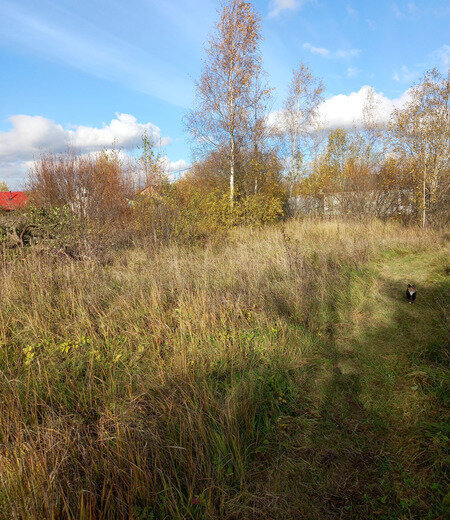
[0,0,448,188]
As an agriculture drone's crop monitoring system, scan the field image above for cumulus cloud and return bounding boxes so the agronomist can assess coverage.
[268,0,313,18]
[303,43,361,59]
[268,86,411,134]
[0,113,175,187]
[72,114,171,151]
[156,155,190,180]
[0,113,169,164]
[161,157,190,178]
[317,86,411,129]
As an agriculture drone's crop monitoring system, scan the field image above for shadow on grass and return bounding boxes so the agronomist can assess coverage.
[253,268,448,520]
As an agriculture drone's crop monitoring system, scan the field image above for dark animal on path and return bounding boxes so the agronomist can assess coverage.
[406,284,416,304]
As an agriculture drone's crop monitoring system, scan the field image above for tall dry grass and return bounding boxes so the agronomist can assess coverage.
[0,219,445,519]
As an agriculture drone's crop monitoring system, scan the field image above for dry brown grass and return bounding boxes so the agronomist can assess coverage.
[0,219,447,519]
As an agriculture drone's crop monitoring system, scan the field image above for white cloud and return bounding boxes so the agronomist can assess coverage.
[303,43,330,57]
[392,46,449,85]
[303,43,361,59]
[268,86,412,134]
[392,2,419,19]
[335,48,361,58]
[0,161,31,189]
[0,113,169,163]
[168,159,190,173]
[431,44,450,69]
[71,114,171,151]
[161,158,190,176]
[0,113,172,187]
[268,0,313,18]
[317,86,411,129]
[392,65,420,83]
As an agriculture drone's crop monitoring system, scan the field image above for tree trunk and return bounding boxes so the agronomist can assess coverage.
[422,175,426,229]
[230,136,235,209]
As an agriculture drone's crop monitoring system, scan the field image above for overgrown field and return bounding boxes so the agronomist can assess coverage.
[0,219,448,519]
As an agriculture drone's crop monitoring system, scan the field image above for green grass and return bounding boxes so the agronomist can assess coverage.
[258,248,448,519]
[0,219,448,519]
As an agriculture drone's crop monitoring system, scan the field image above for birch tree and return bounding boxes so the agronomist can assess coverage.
[277,63,324,196]
[186,0,263,208]
[389,69,449,227]
[244,71,275,195]
[360,86,385,172]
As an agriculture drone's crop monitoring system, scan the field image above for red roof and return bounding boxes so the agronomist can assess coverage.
[0,191,28,211]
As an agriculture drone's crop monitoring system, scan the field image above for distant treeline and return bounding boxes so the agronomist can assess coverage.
[21,1,448,235]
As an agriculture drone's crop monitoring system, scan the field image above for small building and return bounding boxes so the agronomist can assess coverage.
[289,189,413,218]
[128,184,164,208]
[138,184,163,200]
[0,191,28,211]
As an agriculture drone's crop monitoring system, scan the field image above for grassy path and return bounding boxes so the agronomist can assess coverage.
[260,249,448,520]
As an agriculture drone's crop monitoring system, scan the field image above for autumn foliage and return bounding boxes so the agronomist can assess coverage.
[0,3,449,519]
[17,3,449,246]
[27,150,133,223]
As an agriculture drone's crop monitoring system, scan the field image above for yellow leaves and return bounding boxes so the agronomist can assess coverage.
[174,185,283,237]
[22,345,35,366]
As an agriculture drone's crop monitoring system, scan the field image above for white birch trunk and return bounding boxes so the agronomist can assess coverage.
[230,136,235,208]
